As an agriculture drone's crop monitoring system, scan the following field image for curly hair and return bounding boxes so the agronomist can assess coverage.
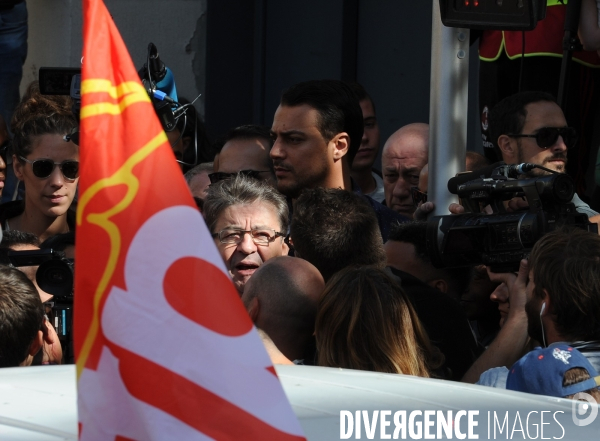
[10,81,77,158]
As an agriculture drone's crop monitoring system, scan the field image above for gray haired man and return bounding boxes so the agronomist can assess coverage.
[203,174,289,294]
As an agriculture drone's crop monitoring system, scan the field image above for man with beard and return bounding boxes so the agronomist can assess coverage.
[203,174,289,295]
[270,79,407,242]
[416,91,598,220]
[489,91,597,216]
[462,228,600,386]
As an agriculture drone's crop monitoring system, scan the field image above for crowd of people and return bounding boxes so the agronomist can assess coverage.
[0,72,599,405]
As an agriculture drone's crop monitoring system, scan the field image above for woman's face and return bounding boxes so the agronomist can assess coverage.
[14,133,79,218]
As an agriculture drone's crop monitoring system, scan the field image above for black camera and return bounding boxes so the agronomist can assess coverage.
[426,163,598,272]
[7,248,74,301]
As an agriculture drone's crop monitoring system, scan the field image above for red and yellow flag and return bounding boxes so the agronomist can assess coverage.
[75,1,305,439]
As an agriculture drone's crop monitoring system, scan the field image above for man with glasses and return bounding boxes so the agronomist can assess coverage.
[489,91,597,216]
[203,174,289,295]
[210,125,275,186]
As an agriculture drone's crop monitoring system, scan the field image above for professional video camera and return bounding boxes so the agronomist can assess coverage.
[426,162,598,273]
[7,248,74,343]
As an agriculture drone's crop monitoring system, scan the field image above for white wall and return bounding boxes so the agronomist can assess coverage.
[22,0,207,116]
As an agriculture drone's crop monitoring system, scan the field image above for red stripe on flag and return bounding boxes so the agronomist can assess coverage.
[163,257,252,336]
[113,345,304,441]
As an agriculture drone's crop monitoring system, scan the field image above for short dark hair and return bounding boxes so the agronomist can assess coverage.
[388,222,471,297]
[345,81,376,114]
[280,80,363,166]
[488,91,557,149]
[224,124,273,147]
[0,265,44,367]
[290,187,386,281]
[528,228,600,342]
[0,230,40,249]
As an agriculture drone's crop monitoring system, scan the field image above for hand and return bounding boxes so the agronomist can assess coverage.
[413,201,435,221]
[449,203,465,214]
[486,259,528,320]
[41,319,63,365]
[506,197,529,212]
[414,201,465,220]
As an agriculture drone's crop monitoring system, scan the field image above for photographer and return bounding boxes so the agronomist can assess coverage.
[0,230,64,365]
[462,228,600,386]
[0,265,45,368]
[417,91,598,220]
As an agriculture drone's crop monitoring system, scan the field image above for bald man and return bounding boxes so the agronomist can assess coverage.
[382,123,429,218]
[241,256,325,362]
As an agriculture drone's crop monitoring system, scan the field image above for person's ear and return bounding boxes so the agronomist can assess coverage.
[41,320,56,344]
[497,135,517,162]
[182,136,192,151]
[281,237,289,256]
[331,133,350,161]
[13,154,25,181]
[429,279,448,294]
[28,330,44,358]
[247,297,260,322]
[542,289,551,314]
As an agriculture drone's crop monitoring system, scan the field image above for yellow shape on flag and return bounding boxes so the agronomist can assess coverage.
[80,79,149,119]
[76,130,168,377]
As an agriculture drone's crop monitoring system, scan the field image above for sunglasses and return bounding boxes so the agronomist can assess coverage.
[208,169,271,185]
[507,127,578,150]
[410,186,427,207]
[18,156,80,180]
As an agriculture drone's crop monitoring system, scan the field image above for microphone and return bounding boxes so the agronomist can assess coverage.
[447,162,540,194]
[447,161,505,194]
[146,43,178,104]
[504,163,536,177]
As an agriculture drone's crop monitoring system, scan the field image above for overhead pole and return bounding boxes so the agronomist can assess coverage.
[427,1,470,217]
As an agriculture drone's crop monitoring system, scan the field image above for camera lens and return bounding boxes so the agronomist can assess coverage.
[553,174,574,203]
[36,259,74,299]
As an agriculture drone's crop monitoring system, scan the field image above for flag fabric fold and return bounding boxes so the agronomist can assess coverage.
[75,1,305,439]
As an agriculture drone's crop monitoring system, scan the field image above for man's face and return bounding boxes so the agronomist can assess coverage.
[382,132,428,218]
[514,101,569,176]
[217,138,275,184]
[188,171,211,200]
[270,105,334,198]
[489,282,510,328]
[461,265,499,321]
[212,201,288,294]
[352,99,380,172]
[524,269,545,344]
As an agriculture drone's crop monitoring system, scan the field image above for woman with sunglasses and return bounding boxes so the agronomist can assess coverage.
[0,82,78,242]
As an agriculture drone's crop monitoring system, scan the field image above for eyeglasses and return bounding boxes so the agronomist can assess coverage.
[410,186,427,207]
[208,169,271,185]
[18,156,79,180]
[212,228,285,245]
[507,127,578,150]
